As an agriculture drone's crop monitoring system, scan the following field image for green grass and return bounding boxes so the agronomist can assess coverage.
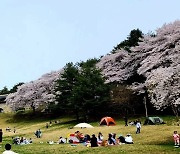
[0,113,179,154]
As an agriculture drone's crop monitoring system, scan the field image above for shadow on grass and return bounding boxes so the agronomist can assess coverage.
[6,111,61,123]
[147,136,174,146]
[5,111,79,131]
[43,119,78,130]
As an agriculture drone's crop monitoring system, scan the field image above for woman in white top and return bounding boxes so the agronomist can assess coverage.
[125,134,133,144]
[97,132,103,143]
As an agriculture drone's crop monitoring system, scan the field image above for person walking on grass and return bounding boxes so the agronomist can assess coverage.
[46,123,49,129]
[124,116,128,126]
[136,119,141,134]
[13,127,16,133]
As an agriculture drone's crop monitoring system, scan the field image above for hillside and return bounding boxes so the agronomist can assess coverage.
[6,21,180,115]
[97,21,180,115]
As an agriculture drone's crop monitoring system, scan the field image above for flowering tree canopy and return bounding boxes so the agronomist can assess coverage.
[97,20,180,115]
[6,21,180,116]
[6,70,61,111]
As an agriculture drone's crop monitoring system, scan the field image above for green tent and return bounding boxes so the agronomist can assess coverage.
[144,117,165,125]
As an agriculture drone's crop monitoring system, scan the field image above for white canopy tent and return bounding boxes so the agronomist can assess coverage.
[74,123,94,128]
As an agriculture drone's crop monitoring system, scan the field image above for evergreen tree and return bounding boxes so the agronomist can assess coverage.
[76,59,110,121]
[9,82,24,93]
[0,86,9,95]
[54,59,110,121]
[112,29,143,52]
[54,62,80,119]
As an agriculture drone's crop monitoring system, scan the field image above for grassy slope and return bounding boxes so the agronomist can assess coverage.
[0,113,179,154]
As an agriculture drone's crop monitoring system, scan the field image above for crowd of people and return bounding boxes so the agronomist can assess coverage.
[12,136,32,145]
[90,132,134,147]
[0,118,179,154]
[54,131,134,147]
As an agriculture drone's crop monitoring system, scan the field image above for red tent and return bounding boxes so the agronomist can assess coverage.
[100,117,116,126]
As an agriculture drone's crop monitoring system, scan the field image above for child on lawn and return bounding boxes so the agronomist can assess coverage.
[173,131,179,146]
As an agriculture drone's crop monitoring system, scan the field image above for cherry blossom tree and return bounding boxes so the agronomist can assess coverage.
[97,20,180,117]
[6,20,180,117]
[6,70,61,111]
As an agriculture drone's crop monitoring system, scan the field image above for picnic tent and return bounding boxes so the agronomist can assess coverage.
[74,123,94,128]
[100,117,116,126]
[144,117,165,125]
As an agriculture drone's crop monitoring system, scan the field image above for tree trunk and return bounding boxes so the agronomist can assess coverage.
[31,102,36,113]
[144,96,148,118]
[171,105,179,126]
[84,114,87,122]
[75,110,79,122]
[124,108,128,126]
[171,105,179,119]
[143,89,149,118]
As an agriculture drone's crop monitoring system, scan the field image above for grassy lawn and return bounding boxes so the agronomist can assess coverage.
[0,113,179,154]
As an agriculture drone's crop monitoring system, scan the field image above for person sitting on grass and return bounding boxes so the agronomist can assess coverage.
[108,133,115,145]
[84,134,91,142]
[117,134,126,144]
[20,137,24,144]
[18,137,31,145]
[12,137,20,145]
[90,134,98,147]
[49,121,52,126]
[29,138,33,143]
[6,127,11,132]
[47,141,54,144]
[97,132,103,144]
[173,131,179,147]
[59,137,66,144]
[129,121,135,126]
[75,131,84,142]
[2,143,18,154]
[112,133,117,144]
[125,134,133,144]
[101,140,108,146]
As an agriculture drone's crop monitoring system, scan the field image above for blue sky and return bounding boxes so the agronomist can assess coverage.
[0,0,180,89]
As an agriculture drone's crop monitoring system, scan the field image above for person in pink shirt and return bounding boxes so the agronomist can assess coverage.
[173,131,179,146]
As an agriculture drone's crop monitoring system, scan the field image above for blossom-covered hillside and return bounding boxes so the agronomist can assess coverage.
[6,70,61,111]
[97,21,180,115]
[6,21,180,115]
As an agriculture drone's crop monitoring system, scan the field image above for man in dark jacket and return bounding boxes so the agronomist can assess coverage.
[90,134,98,147]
